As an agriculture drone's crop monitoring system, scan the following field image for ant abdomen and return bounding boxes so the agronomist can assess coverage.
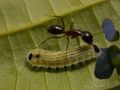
[48,25,64,35]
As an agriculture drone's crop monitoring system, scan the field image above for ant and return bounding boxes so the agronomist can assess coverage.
[38,16,99,53]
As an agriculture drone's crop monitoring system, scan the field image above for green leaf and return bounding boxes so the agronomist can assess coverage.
[0,0,120,90]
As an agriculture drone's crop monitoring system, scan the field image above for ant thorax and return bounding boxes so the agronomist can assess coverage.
[65,30,82,38]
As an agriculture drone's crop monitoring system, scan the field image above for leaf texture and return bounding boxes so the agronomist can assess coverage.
[0,0,120,90]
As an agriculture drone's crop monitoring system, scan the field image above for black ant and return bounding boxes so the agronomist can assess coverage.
[38,16,99,53]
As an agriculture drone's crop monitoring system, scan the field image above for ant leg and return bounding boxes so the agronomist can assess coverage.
[76,37,80,46]
[69,22,81,46]
[69,22,73,30]
[66,36,70,59]
[38,36,52,47]
[37,35,63,48]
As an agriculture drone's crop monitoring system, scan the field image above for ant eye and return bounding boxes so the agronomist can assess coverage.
[48,25,64,35]
[82,31,93,45]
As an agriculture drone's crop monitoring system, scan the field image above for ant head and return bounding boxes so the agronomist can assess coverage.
[48,25,64,35]
[82,31,93,45]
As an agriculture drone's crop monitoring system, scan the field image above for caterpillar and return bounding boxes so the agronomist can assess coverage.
[26,45,99,71]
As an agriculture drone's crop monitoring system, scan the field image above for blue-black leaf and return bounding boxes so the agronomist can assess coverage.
[108,45,120,75]
[94,48,114,79]
[102,19,119,42]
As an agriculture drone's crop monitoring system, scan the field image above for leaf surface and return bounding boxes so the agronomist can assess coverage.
[0,0,120,90]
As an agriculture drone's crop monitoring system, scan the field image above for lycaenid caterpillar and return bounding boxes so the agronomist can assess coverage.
[26,45,99,70]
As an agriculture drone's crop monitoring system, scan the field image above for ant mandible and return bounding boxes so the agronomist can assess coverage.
[38,16,99,53]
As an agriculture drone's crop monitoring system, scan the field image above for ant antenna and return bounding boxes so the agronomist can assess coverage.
[52,16,65,29]
[46,15,65,30]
